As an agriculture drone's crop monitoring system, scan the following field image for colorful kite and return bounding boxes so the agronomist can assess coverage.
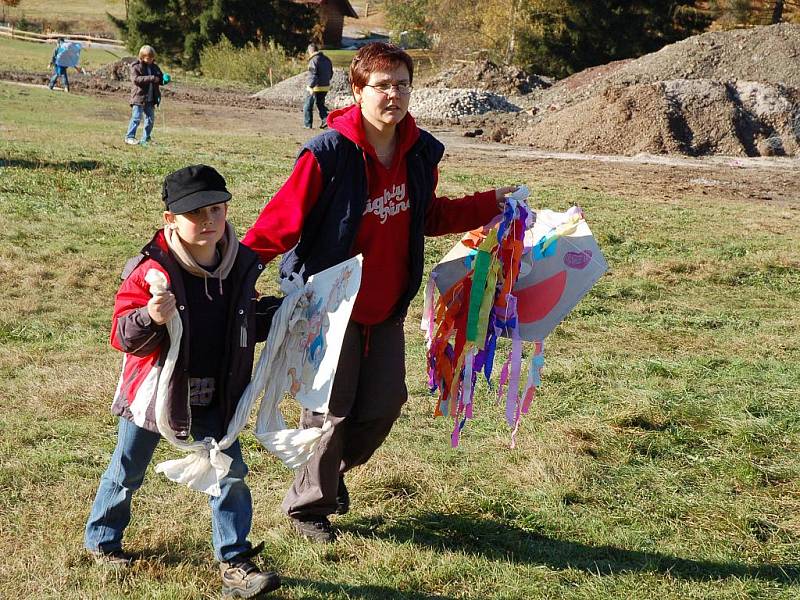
[422,187,607,447]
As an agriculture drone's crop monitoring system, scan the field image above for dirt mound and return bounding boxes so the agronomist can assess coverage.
[423,59,553,96]
[507,23,800,156]
[91,57,136,81]
[531,23,800,112]
[511,79,800,157]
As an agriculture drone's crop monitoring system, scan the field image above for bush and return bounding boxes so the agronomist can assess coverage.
[199,38,302,86]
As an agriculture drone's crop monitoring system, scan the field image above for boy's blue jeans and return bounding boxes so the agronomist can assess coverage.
[84,407,253,562]
[125,103,155,141]
[49,66,69,90]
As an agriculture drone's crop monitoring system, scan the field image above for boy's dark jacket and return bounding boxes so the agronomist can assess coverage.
[129,59,163,106]
[110,229,279,437]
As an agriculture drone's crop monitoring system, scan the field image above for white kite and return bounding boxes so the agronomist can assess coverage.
[145,256,362,495]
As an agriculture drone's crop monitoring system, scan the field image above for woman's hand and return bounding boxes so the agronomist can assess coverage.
[495,185,520,209]
[148,291,177,325]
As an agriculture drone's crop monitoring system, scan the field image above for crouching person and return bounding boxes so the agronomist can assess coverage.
[84,164,282,598]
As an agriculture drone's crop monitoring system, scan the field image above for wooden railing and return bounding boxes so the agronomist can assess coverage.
[0,25,125,49]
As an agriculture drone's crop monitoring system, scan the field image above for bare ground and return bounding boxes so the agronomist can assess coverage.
[3,72,798,207]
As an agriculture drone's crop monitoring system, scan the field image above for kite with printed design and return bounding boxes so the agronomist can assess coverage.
[421,187,607,447]
[144,255,362,496]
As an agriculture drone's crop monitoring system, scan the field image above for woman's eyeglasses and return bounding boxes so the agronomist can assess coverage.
[364,82,413,96]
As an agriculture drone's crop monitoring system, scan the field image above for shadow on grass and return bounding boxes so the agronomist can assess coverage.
[342,512,800,584]
[0,158,101,171]
[279,578,457,600]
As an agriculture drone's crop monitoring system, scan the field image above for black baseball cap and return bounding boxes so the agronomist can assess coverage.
[162,164,232,214]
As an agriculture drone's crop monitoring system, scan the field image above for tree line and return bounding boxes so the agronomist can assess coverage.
[387,0,800,77]
[8,0,793,76]
[109,0,318,68]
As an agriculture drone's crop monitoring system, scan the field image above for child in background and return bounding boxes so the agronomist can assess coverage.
[84,164,282,599]
[125,45,168,146]
[48,37,84,92]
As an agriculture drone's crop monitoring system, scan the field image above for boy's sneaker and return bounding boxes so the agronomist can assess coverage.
[335,475,349,515]
[319,122,328,129]
[220,544,281,598]
[88,548,134,567]
[291,515,336,543]
[124,137,138,145]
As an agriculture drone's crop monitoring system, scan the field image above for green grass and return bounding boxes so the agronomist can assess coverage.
[7,0,125,20]
[1,78,799,600]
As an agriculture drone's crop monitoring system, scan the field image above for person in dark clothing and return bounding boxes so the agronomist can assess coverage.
[304,43,333,129]
[84,165,282,598]
[243,42,517,543]
[125,45,169,146]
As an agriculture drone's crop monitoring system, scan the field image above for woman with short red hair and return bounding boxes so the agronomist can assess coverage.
[244,42,516,542]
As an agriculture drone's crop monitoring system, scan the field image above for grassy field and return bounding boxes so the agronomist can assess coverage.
[5,0,125,20]
[0,36,127,72]
[2,0,124,36]
[1,73,799,600]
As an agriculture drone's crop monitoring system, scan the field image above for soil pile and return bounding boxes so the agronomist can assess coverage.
[422,60,553,96]
[510,23,800,156]
[91,57,137,81]
[517,79,799,157]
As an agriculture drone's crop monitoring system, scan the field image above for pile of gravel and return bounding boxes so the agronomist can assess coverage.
[253,70,523,120]
[409,88,521,120]
[422,59,553,96]
[252,69,354,108]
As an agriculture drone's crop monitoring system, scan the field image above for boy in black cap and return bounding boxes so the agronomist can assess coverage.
[84,165,282,598]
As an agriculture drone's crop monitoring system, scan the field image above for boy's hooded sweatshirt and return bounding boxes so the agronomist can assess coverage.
[243,104,500,324]
[109,228,280,437]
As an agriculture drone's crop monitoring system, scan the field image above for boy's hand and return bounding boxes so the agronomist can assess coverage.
[148,291,177,325]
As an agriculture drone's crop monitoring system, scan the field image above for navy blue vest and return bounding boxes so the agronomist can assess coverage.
[279,128,445,319]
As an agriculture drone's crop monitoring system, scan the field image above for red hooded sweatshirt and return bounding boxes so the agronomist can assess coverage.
[243,104,500,324]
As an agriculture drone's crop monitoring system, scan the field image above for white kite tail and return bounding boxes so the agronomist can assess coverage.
[144,268,233,496]
[144,266,334,495]
[252,275,331,470]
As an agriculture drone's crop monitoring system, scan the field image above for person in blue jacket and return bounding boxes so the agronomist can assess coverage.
[48,38,83,92]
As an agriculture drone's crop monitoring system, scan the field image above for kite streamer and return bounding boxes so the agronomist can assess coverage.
[423,187,607,447]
